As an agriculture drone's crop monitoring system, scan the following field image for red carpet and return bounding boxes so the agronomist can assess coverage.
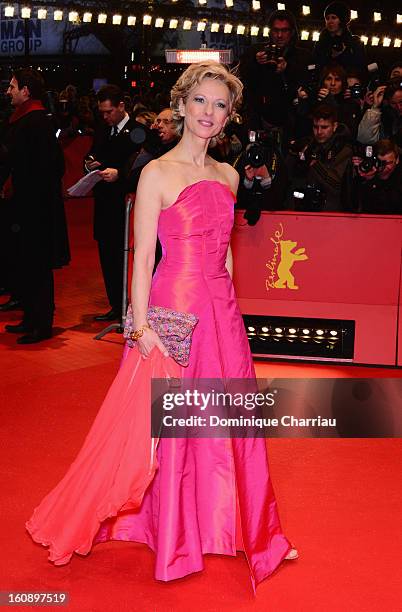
[0,198,401,611]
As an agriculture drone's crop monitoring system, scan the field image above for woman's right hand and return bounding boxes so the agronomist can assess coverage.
[317,88,330,101]
[136,328,169,359]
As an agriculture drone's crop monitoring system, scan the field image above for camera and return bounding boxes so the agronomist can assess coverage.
[301,64,320,99]
[349,84,364,100]
[331,35,345,53]
[245,130,275,169]
[129,121,163,157]
[293,184,326,211]
[358,146,385,173]
[264,43,281,66]
[367,63,385,92]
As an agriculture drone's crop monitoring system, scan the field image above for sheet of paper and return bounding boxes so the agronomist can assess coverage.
[67,170,102,197]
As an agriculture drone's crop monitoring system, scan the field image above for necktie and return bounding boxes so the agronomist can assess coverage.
[112,125,119,137]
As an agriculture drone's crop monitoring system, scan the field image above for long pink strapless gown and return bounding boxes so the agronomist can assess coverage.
[26,180,291,590]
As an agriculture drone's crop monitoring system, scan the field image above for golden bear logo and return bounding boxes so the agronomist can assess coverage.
[274,240,308,289]
[266,224,308,290]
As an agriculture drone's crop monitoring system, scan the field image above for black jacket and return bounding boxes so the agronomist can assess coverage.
[359,163,402,215]
[313,29,366,74]
[0,108,70,268]
[85,117,139,241]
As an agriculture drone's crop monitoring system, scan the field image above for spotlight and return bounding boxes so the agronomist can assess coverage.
[277,3,286,10]
[248,326,256,332]
[237,24,246,35]
[155,18,164,28]
[302,6,310,16]
[21,7,31,19]
[54,9,63,21]
[211,23,219,32]
[288,328,297,335]
[197,21,207,31]
[312,31,320,41]
[395,39,402,48]
[316,329,324,336]
[274,327,283,334]
[224,23,233,34]
[4,5,14,18]
[301,30,309,40]
[252,0,261,10]
[350,10,358,20]
[112,14,122,25]
[83,12,92,23]
[383,37,391,47]
[397,15,402,24]
[330,331,338,337]
[263,27,270,37]
[169,19,178,29]
[98,13,107,24]
[360,35,368,45]
[261,327,269,333]
[371,36,380,46]
[199,0,207,4]
[302,329,310,335]
[37,8,47,19]
[373,12,381,22]
[183,20,192,30]
[250,25,259,36]
[225,0,233,6]
[143,15,152,25]
[68,11,78,23]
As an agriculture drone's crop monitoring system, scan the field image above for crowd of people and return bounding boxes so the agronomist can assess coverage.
[0,1,401,342]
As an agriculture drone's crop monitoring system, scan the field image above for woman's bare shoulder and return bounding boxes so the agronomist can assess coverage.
[218,162,240,193]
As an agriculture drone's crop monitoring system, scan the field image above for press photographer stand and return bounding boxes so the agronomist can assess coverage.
[94,196,133,341]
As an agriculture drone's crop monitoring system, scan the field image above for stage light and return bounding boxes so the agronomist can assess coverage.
[68,11,78,23]
[37,8,47,20]
[250,25,259,36]
[54,9,63,21]
[383,37,391,47]
[275,327,283,334]
[98,13,107,24]
[83,12,92,23]
[127,16,136,26]
[350,10,358,20]
[237,24,246,35]
[330,331,338,336]
[4,5,14,18]
[261,327,269,333]
[183,20,192,30]
[302,329,310,335]
[169,19,178,29]
[371,36,380,46]
[277,3,286,9]
[360,35,368,45]
[112,14,122,25]
[394,38,401,48]
[288,328,297,335]
[316,329,324,336]
[211,23,219,32]
[225,0,234,6]
[224,23,233,33]
[154,18,164,28]
[197,21,206,31]
[199,0,207,4]
[143,15,152,25]
[21,7,31,19]
[252,1,261,10]
[397,14,402,24]
[248,326,255,332]
[373,12,381,22]
[263,27,270,37]
[312,31,320,41]
[302,5,310,16]
[301,30,309,40]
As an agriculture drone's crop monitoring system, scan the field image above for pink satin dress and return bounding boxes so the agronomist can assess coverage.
[26,180,291,591]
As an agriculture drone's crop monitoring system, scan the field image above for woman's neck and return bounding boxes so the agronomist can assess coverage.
[174,130,211,167]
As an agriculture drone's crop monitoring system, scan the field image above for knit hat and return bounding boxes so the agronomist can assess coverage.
[324,2,350,25]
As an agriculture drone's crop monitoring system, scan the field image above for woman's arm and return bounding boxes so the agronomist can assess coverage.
[225,245,233,278]
[222,163,239,280]
[131,160,168,357]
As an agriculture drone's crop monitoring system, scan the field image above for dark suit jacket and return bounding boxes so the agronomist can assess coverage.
[85,117,138,242]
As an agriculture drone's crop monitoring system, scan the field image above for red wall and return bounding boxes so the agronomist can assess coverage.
[232,211,402,366]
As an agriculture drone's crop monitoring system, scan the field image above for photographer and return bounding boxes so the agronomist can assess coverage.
[353,139,401,214]
[286,104,353,211]
[313,2,366,73]
[235,130,289,224]
[357,79,402,148]
[239,9,311,144]
[296,63,362,139]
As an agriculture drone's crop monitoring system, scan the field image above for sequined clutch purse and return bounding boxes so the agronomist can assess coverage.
[124,304,198,367]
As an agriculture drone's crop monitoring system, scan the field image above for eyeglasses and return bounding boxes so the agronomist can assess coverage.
[271,27,291,34]
[155,118,173,125]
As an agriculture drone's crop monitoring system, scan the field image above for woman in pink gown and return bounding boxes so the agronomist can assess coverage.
[26,61,297,591]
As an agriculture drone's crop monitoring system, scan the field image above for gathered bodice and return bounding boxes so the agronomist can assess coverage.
[157,180,235,276]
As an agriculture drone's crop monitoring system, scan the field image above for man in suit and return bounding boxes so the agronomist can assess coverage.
[1,68,70,343]
[85,85,138,322]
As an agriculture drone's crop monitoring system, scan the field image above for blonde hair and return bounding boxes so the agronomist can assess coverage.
[170,61,243,136]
